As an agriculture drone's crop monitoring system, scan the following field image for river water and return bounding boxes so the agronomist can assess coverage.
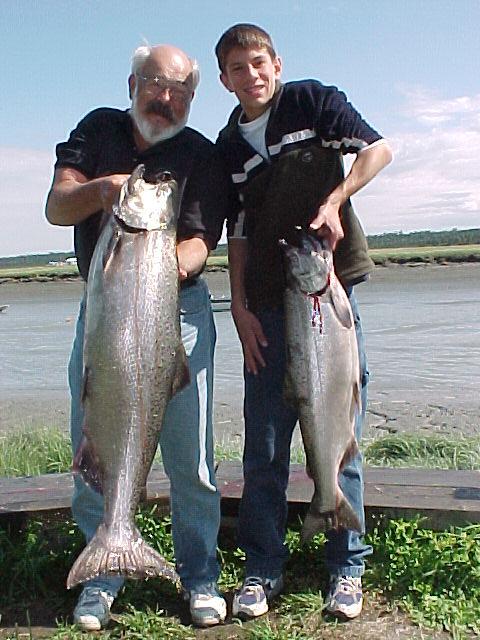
[1,264,479,440]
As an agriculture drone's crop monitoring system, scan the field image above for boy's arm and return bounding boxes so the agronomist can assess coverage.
[310,141,393,249]
[229,237,267,375]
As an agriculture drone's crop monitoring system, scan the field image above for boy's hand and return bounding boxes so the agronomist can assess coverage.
[309,200,344,250]
[231,303,268,375]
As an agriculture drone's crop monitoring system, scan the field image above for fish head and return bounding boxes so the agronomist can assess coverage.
[279,228,333,295]
[113,164,179,231]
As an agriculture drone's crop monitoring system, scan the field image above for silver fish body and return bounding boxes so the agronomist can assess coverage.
[281,231,362,544]
[67,166,188,589]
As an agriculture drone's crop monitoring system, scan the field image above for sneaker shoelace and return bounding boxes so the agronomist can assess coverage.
[334,576,360,593]
[190,583,220,599]
[244,576,264,588]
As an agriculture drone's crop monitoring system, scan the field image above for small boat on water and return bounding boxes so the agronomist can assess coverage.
[0,304,9,313]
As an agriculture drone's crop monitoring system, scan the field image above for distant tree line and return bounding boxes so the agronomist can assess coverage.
[1,228,479,266]
[0,252,75,268]
[366,228,480,249]
[210,228,480,255]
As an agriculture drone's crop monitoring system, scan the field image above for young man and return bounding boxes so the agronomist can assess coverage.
[46,44,227,630]
[214,24,392,620]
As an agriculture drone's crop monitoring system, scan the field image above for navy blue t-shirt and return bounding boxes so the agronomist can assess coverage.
[55,107,227,280]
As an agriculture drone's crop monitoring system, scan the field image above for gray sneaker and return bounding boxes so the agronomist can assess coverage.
[325,576,363,619]
[73,586,114,631]
[184,582,226,627]
[232,575,284,619]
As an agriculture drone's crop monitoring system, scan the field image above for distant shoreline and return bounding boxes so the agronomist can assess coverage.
[1,260,480,284]
[1,246,480,283]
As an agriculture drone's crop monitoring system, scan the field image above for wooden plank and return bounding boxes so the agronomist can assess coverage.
[365,467,480,488]
[0,464,479,530]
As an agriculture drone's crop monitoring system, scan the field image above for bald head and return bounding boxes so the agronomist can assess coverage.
[131,44,199,91]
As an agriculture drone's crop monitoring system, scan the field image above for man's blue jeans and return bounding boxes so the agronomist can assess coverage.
[238,291,372,579]
[68,278,221,594]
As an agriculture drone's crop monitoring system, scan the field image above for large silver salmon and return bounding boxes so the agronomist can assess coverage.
[67,165,188,589]
[280,230,362,544]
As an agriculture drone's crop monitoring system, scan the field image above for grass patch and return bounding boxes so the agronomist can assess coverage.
[364,434,480,470]
[0,265,79,279]
[206,255,228,269]
[1,506,480,637]
[0,427,72,476]
[368,518,480,638]
[1,429,480,637]
[368,244,480,265]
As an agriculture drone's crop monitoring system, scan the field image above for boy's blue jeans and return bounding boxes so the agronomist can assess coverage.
[238,290,372,579]
[68,278,221,594]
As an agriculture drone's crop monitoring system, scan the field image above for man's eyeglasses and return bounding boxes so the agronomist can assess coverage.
[136,75,191,101]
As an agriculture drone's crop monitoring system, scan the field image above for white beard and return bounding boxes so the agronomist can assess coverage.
[129,98,189,145]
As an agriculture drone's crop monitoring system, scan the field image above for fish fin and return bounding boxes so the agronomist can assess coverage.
[335,493,363,533]
[301,510,330,544]
[102,226,122,272]
[172,344,190,396]
[351,380,362,421]
[66,523,179,590]
[80,367,89,404]
[339,436,360,471]
[72,434,103,494]
[282,369,298,407]
[300,490,362,544]
[329,276,353,329]
[283,344,299,406]
[127,164,145,194]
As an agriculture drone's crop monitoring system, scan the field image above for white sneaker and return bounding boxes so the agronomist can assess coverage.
[232,575,284,619]
[185,582,226,627]
[73,586,114,631]
[325,576,363,619]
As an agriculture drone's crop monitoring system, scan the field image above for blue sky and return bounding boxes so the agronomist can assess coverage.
[2,0,479,256]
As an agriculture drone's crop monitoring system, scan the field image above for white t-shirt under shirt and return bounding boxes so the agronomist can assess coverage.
[238,108,271,159]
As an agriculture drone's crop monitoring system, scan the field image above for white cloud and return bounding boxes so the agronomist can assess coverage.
[350,87,480,234]
[0,148,73,257]
[397,86,480,127]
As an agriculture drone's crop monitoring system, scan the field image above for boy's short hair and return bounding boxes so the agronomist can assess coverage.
[215,23,276,72]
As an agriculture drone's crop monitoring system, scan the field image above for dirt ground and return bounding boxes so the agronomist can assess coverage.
[0,594,454,639]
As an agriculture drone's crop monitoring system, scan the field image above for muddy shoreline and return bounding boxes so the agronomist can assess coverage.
[1,264,478,443]
[1,254,480,285]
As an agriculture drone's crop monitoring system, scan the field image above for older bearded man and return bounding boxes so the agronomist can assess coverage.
[45,44,228,630]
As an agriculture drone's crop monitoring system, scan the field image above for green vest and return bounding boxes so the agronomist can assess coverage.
[241,143,375,311]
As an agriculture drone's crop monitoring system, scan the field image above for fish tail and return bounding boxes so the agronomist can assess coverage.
[66,523,179,589]
[300,491,362,544]
[336,492,362,533]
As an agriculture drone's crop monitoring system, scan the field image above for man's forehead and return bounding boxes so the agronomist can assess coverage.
[142,51,191,81]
